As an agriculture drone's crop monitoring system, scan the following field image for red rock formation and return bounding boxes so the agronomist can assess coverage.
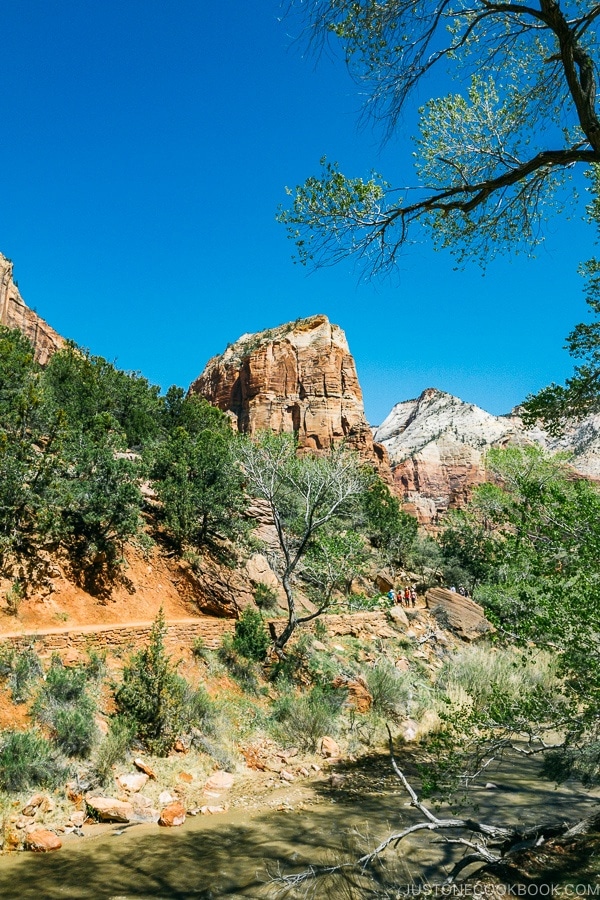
[190,315,389,473]
[0,254,63,364]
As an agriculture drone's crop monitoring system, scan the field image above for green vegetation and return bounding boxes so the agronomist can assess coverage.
[237,432,370,649]
[115,608,187,755]
[232,607,270,662]
[0,730,65,793]
[279,1,600,273]
[0,328,245,597]
[32,655,99,759]
[435,445,600,785]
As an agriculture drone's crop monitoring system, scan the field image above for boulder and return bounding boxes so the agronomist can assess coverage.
[319,736,341,758]
[158,791,176,806]
[117,773,149,793]
[21,794,47,816]
[425,587,494,640]
[67,811,86,828]
[332,676,372,713]
[24,830,62,852]
[375,573,393,594]
[133,758,157,780]
[204,771,234,792]
[159,802,186,827]
[388,605,410,628]
[132,806,160,823]
[86,797,133,823]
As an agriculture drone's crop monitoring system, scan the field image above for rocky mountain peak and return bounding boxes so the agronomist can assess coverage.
[189,315,389,472]
[374,387,600,524]
[0,254,63,364]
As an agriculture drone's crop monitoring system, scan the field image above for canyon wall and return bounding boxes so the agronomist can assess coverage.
[190,314,389,471]
[0,254,63,364]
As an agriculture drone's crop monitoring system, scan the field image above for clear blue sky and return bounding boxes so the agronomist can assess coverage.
[0,1,594,424]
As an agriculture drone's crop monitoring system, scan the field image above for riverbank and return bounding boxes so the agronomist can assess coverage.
[0,750,597,898]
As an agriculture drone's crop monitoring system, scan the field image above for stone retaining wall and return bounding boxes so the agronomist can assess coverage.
[0,610,400,657]
[0,619,236,656]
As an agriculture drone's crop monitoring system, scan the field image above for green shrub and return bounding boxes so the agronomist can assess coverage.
[366,660,412,721]
[92,718,134,786]
[32,656,98,759]
[191,637,211,663]
[254,583,279,614]
[180,683,216,734]
[270,686,344,750]
[49,700,97,758]
[233,608,269,662]
[193,734,237,772]
[115,608,187,755]
[270,632,313,684]
[40,656,88,703]
[0,729,66,792]
[436,646,559,723]
[5,580,23,616]
[9,648,43,704]
[84,650,106,681]
[218,635,260,693]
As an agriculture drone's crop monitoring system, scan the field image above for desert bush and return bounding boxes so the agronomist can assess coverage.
[270,686,344,751]
[191,637,211,663]
[232,607,269,662]
[4,579,23,616]
[191,733,237,772]
[180,683,216,734]
[8,648,43,704]
[32,656,98,759]
[254,582,279,614]
[39,656,88,703]
[115,608,187,755]
[436,645,559,723]
[218,635,260,693]
[270,632,313,684]
[366,660,412,721]
[48,701,97,758]
[0,729,66,792]
[84,650,106,681]
[92,718,134,786]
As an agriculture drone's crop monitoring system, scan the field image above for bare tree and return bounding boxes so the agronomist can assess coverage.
[237,432,366,650]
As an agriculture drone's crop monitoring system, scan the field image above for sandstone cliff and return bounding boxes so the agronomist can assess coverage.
[374,387,600,524]
[0,254,63,364]
[190,314,389,471]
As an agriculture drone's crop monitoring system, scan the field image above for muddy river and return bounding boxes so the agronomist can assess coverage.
[0,754,597,899]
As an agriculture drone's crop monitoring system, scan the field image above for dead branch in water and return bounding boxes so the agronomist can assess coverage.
[273,724,595,891]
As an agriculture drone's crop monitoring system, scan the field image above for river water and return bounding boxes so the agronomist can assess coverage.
[0,753,596,899]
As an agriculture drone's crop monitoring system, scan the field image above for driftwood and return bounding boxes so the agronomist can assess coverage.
[275,725,597,890]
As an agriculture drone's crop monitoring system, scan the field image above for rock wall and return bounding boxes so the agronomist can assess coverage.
[0,610,403,656]
[190,315,389,472]
[0,254,64,364]
[374,387,600,525]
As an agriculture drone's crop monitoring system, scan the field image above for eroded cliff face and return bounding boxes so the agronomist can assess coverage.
[374,387,600,525]
[0,254,63,364]
[190,314,389,471]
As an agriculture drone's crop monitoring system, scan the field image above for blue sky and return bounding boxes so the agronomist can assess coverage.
[0,1,594,425]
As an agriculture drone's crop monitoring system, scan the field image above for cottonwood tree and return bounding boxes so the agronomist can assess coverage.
[524,166,600,430]
[279,0,600,273]
[237,432,366,650]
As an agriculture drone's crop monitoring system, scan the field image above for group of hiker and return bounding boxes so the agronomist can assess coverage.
[387,586,418,607]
